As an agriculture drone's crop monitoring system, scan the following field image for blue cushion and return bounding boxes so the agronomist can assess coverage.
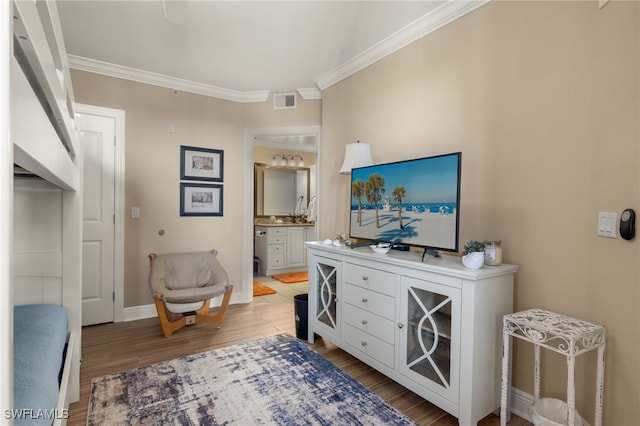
[13,304,68,425]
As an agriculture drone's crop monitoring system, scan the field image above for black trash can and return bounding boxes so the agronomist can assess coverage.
[293,294,309,340]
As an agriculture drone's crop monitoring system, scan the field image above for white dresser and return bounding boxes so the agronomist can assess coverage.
[306,242,518,426]
[255,224,314,276]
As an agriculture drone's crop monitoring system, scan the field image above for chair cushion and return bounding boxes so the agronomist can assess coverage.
[150,250,230,304]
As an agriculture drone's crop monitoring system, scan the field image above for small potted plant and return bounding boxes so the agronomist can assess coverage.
[462,240,485,269]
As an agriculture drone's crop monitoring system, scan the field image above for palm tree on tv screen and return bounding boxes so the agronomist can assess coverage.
[392,186,406,229]
[352,179,365,226]
[365,173,385,228]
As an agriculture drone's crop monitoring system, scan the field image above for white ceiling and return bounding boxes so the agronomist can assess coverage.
[56,0,487,103]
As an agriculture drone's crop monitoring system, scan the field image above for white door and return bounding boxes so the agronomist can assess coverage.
[81,114,115,325]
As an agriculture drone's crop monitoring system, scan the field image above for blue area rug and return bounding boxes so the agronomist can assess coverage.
[87,334,417,425]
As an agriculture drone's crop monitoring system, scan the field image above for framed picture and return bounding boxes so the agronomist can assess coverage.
[180,183,223,216]
[180,145,223,182]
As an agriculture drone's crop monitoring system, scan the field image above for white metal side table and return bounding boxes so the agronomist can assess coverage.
[500,308,606,426]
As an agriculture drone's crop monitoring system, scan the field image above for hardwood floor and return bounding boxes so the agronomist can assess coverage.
[68,301,531,426]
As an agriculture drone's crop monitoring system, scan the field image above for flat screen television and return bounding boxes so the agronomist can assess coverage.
[349,152,461,257]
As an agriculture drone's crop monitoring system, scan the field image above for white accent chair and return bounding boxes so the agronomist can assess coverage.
[149,250,233,337]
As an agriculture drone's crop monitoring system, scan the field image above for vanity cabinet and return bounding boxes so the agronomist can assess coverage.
[307,242,518,426]
[255,225,314,276]
[287,226,311,268]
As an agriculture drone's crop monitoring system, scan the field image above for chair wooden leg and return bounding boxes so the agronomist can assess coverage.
[195,285,234,329]
[154,286,233,337]
[153,294,187,337]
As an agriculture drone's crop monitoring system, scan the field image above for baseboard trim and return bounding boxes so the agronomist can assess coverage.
[510,387,534,422]
[123,304,157,322]
[123,293,245,322]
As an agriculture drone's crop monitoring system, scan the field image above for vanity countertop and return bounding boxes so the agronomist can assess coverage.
[255,222,315,227]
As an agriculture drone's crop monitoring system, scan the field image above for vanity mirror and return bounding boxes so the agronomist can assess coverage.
[255,163,310,217]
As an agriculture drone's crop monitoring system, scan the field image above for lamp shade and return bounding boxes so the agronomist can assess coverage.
[339,142,373,174]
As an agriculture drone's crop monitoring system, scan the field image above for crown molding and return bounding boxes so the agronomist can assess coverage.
[296,87,322,100]
[67,54,270,103]
[315,0,489,90]
[68,0,487,101]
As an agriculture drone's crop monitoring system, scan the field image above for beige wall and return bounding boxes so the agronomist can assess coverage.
[71,70,321,308]
[321,1,639,424]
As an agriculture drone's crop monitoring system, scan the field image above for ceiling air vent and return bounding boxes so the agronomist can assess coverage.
[273,93,297,110]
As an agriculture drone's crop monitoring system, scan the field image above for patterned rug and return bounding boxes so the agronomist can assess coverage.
[87,334,416,425]
[272,271,308,283]
[252,280,276,296]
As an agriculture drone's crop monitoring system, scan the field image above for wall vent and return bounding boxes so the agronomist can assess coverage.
[273,93,297,110]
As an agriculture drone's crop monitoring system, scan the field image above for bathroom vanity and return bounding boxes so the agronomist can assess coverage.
[255,224,315,276]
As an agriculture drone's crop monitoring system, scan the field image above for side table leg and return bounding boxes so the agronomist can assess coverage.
[500,330,512,426]
[595,344,605,426]
[534,344,540,401]
[567,355,576,426]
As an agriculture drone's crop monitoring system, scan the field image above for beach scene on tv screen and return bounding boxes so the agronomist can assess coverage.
[349,154,459,250]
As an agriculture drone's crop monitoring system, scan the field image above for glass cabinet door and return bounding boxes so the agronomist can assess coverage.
[310,255,341,339]
[399,275,460,402]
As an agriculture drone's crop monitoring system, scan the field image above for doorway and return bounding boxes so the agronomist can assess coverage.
[76,104,125,325]
[242,126,321,304]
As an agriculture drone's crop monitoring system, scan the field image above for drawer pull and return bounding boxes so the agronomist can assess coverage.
[362,276,369,281]
[361,320,368,325]
[361,298,368,303]
[361,341,368,347]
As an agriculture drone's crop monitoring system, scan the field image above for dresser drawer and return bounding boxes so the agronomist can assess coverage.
[343,283,394,321]
[268,244,286,253]
[343,303,395,344]
[268,235,286,244]
[267,227,287,236]
[267,254,285,269]
[344,263,395,296]
[343,323,394,368]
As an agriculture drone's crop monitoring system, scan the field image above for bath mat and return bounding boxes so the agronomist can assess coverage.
[272,271,308,284]
[253,280,276,296]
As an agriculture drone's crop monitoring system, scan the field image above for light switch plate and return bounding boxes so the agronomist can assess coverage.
[598,212,617,238]
[132,207,140,218]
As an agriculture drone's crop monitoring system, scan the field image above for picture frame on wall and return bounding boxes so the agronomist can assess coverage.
[180,145,224,182]
[180,183,223,217]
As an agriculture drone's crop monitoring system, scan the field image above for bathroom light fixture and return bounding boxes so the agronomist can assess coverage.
[339,141,373,174]
[271,154,304,167]
[270,154,284,167]
[292,155,304,167]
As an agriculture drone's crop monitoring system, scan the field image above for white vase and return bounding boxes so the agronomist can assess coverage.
[462,252,484,269]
